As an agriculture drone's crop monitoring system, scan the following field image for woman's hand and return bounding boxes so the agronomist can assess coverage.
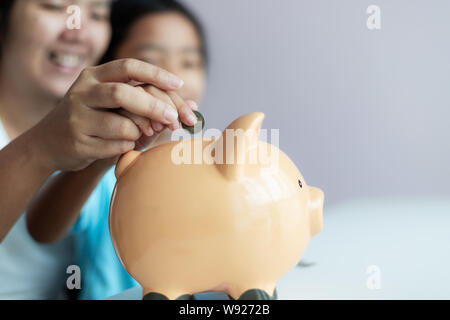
[31,58,197,172]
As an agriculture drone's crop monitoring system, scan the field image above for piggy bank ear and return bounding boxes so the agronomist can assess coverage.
[115,150,142,179]
[213,112,265,180]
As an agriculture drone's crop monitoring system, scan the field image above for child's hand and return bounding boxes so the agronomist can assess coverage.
[115,84,198,150]
[115,84,199,135]
[32,59,197,172]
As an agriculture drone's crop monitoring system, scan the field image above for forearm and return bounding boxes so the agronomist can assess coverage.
[26,159,113,243]
[0,129,55,241]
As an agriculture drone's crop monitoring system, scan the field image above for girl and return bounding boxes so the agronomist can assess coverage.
[0,0,196,299]
[26,0,208,299]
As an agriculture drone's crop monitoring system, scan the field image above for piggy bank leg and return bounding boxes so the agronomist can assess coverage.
[143,292,195,300]
[226,287,277,300]
[143,292,169,300]
[237,288,277,300]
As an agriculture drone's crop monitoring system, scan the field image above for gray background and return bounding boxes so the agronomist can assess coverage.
[182,0,450,206]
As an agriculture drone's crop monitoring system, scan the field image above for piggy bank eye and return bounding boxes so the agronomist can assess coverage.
[298,179,302,188]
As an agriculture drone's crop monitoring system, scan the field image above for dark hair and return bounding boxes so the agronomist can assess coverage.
[101,0,208,67]
[0,0,14,41]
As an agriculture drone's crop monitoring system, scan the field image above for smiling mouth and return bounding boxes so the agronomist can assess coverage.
[48,51,86,71]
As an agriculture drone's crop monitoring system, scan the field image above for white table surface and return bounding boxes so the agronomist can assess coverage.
[108,196,450,300]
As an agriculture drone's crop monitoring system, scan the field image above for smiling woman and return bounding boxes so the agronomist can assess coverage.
[0,0,113,299]
[0,0,198,299]
[1,0,111,101]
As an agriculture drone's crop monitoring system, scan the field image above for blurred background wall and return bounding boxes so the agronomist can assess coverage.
[182,0,450,206]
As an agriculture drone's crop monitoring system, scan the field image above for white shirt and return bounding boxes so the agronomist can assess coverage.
[0,119,74,299]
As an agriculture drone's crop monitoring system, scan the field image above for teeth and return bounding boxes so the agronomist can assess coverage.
[50,52,83,68]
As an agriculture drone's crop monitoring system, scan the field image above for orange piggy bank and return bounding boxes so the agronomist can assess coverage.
[109,112,324,300]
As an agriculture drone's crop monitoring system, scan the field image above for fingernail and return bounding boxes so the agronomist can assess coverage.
[187,114,197,125]
[154,122,163,131]
[164,108,178,122]
[172,121,180,130]
[168,74,183,89]
[146,126,154,136]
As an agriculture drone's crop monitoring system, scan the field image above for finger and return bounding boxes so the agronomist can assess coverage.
[85,83,179,125]
[140,85,191,129]
[134,134,160,151]
[168,122,180,131]
[88,137,136,160]
[91,58,184,90]
[115,108,153,136]
[139,84,177,112]
[151,120,164,132]
[185,100,199,111]
[140,85,180,130]
[84,109,141,141]
[167,91,197,127]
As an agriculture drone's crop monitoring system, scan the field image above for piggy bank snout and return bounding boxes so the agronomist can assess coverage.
[308,186,324,237]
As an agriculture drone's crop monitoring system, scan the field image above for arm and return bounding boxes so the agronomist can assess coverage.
[26,84,198,244]
[26,159,113,244]
[0,127,55,242]
[3,58,195,244]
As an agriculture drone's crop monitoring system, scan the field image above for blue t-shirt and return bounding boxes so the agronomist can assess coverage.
[72,167,138,300]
